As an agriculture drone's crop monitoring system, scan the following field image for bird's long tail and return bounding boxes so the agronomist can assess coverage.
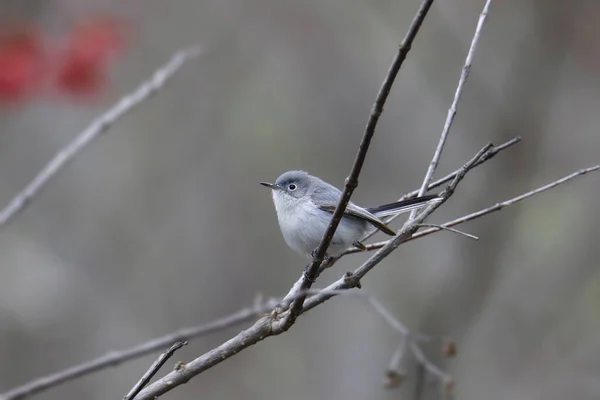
[366,194,441,218]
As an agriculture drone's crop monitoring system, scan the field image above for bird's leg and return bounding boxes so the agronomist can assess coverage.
[310,247,330,261]
[304,248,329,283]
[303,265,317,284]
[352,241,367,251]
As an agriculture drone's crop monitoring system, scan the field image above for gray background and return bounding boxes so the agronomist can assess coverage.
[0,0,599,399]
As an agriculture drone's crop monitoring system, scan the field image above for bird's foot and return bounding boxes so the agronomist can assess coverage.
[310,248,330,261]
[303,264,319,284]
[304,247,329,283]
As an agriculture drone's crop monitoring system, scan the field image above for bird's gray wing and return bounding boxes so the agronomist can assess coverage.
[309,178,396,236]
[317,202,396,236]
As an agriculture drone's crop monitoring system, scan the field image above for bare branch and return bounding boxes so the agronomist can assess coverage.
[384,341,407,388]
[354,137,520,247]
[281,0,436,329]
[409,342,450,389]
[124,341,187,400]
[345,165,600,255]
[367,296,451,384]
[417,224,479,240]
[302,289,451,387]
[0,298,277,400]
[411,0,493,219]
[348,144,492,280]
[402,136,521,201]
[0,47,203,227]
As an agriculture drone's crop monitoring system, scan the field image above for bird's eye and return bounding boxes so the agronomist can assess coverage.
[288,183,297,191]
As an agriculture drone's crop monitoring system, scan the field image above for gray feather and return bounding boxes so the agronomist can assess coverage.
[308,175,395,236]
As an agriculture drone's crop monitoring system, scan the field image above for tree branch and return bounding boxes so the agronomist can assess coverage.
[411,0,493,220]
[0,297,278,400]
[303,289,452,387]
[280,0,436,330]
[417,224,479,240]
[0,46,203,228]
[124,341,187,400]
[401,136,521,201]
[344,165,600,255]
[322,136,519,269]
[384,341,408,388]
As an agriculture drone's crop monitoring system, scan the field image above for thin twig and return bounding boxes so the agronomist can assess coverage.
[384,340,407,388]
[349,144,493,280]
[368,296,451,383]
[402,137,520,201]
[355,137,520,246]
[409,342,449,386]
[0,298,277,400]
[388,340,407,373]
[418,224,479,240]
[123,341,187,400]
[411,0,493,219]
[320,137,519,272]
[344,165,600,255]
[0,47,203,227]
[280,0,436,330]
[301,289,450,385]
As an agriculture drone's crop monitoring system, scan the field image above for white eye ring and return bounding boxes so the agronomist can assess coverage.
[288,183,297,191]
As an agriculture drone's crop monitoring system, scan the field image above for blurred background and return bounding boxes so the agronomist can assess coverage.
[0,0,599,399]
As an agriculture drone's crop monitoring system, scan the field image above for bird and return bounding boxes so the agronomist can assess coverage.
[260,170,440,258]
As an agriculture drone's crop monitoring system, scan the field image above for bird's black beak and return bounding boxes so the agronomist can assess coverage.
[259,182,280,190]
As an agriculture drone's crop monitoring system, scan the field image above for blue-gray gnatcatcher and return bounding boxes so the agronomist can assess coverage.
[260,170,440,258]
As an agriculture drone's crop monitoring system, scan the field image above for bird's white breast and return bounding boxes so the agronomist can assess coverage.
[271,191,366,257]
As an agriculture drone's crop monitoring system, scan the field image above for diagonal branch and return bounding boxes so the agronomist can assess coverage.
[344,165,600,255]
[417,224,479,240]
[280,0,437,329]
[323,144,492,291]
[335,136,520,254]
[0,297,278,400]
[401,136,520,200]
[300,289,452,385]
[411,0,493,219]
[124,341,187,400]
[0,46,203,227]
